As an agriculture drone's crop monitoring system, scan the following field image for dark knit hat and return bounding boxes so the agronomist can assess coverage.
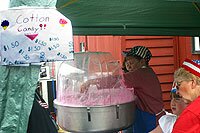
[123,46,152,62]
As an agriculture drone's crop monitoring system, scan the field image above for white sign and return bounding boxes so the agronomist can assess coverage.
[0,8,74,65]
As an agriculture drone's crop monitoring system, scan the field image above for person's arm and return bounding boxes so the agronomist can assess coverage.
[80,75,122,93]
[80,79,99,93]
[149,125,163,133]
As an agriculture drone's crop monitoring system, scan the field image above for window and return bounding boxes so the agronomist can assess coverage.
[192,37,200,54]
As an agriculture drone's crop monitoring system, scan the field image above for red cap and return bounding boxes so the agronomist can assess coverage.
[182,58,200,77]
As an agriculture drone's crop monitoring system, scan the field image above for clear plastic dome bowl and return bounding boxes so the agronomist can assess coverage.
[55,52,134,107]
[54,52,135,132]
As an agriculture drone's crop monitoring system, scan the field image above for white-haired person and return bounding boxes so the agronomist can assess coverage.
[122,46,165,133]
[149,84,189,133]
[171,59,200,132]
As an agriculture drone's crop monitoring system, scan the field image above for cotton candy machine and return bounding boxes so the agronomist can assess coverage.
[54,52,136,133]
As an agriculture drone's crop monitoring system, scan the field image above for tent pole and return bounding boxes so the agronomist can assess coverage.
[192,2,200,13]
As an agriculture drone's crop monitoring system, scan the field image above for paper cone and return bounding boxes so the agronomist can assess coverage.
[3,26,8,30]
[61,24,65,27]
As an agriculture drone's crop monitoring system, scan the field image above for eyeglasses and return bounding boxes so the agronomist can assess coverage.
[170,91,182,98]
[176,81,182,87]
[174,81,181,90]
[172,97,183,103]
[175,80,193,90]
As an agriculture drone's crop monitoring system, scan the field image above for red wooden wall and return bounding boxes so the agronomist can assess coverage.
[73,35,200,111]
[177,36,200,64]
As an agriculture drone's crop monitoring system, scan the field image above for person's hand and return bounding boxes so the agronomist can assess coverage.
[80,79,99,93]
[80,82,89,93]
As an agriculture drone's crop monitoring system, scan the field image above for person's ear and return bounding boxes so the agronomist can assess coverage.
[191,79,197,89]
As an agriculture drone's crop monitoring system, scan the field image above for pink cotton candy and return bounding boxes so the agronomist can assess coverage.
[56,87,135,107]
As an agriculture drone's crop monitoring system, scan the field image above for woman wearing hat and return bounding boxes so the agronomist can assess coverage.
[172,59,200,132]
[122,46,164,133]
